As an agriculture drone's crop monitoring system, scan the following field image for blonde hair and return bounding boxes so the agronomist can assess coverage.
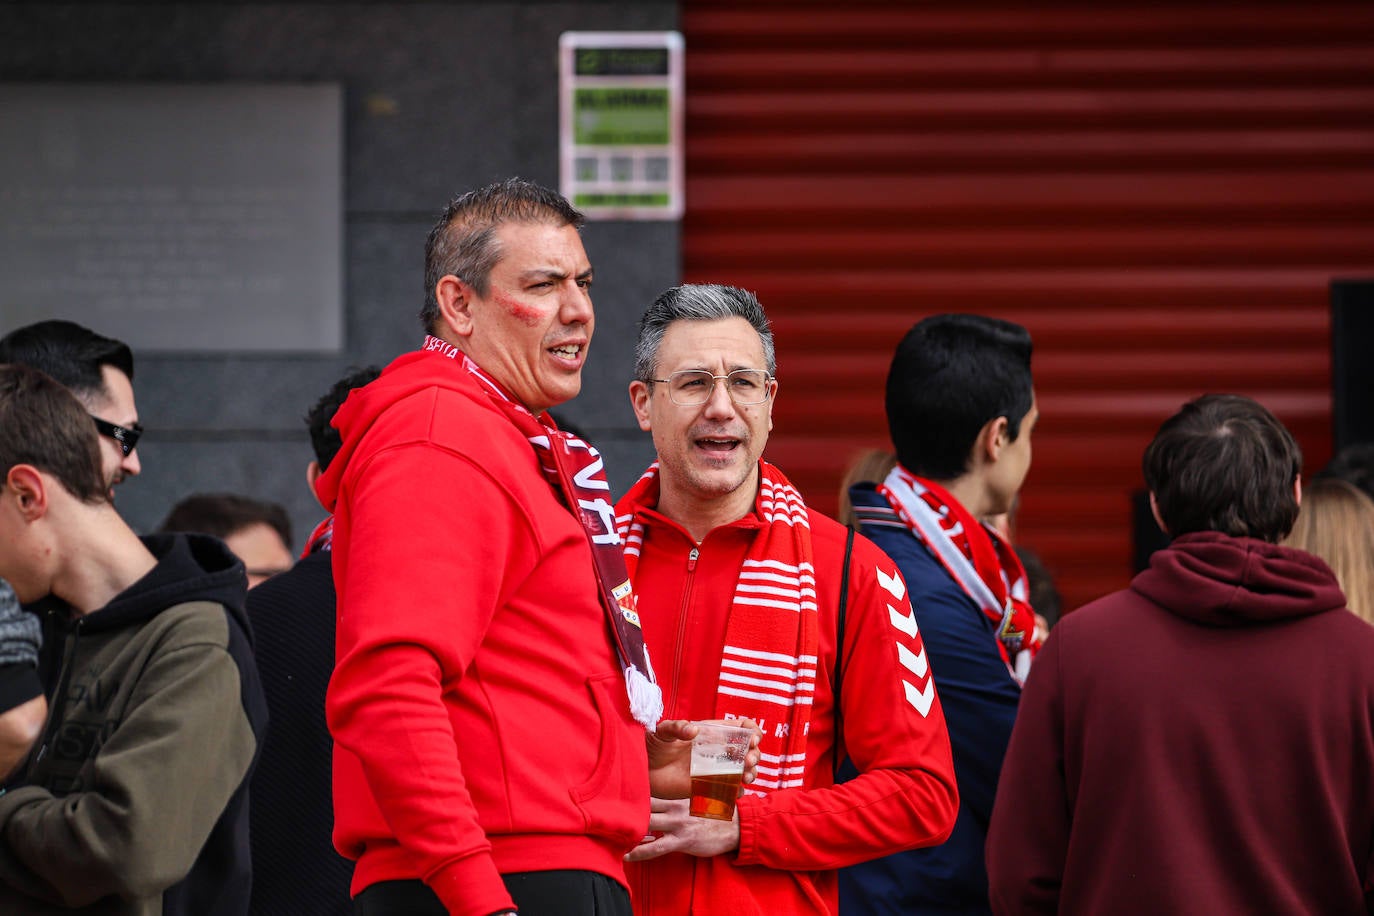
[837,448,898,529]
[1283,476,1374,624]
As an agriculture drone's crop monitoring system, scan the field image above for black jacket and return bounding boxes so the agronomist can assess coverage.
[247,546,353,916]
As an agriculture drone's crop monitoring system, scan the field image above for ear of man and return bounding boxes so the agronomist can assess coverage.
[629,379,653,432]
[306,460,329,512]
[1148,490,1168,536]
[4,465,50,522]
[975,415,1012,469]
[434,274,478,340]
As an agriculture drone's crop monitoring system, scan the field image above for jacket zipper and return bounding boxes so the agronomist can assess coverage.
[639,543,700,914]
[669,546,700,718]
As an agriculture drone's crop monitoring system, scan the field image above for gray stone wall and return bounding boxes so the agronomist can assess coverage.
[0,2,677,548]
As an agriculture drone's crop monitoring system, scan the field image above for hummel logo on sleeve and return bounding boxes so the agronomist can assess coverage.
[879,565,936,718]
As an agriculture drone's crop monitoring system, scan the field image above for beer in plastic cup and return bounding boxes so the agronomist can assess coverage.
[689,723,751,820]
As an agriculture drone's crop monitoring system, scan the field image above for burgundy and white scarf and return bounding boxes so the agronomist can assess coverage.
[421,336,663,729]
[879,464,1041,683]
[617,460,817,797]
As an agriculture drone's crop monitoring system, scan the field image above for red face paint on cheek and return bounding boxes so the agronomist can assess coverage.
[493,292,543,328]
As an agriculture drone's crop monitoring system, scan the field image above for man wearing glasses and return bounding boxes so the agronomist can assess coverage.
[0,319,143,501]
[614,284,958,916]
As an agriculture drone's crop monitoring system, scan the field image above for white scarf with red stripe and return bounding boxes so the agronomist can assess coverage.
[879,464,1040,683]
[617,460,817,796]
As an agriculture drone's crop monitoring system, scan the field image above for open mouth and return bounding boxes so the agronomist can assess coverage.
[548,343,583,360]
[695,436,741,456]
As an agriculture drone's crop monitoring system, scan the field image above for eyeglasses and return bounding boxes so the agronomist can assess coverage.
[648,369,774,407]
[91,416,144,456]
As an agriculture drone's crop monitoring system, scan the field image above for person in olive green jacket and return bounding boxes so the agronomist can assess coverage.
[0,363,267,915]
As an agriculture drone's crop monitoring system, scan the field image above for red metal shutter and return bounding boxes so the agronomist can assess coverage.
[681,1,1374,611]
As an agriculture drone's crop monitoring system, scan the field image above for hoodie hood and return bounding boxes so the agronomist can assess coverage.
[314,348,502,513]
[1132,530,1346,627]
[81,532,249,636]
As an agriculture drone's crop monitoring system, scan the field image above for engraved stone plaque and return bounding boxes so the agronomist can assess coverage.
[0,84,343,352]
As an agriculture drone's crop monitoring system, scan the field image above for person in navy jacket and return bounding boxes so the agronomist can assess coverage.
[842,314,1039,915]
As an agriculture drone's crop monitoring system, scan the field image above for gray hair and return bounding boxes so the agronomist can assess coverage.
[633,284,776,381]
[420,177,584,334]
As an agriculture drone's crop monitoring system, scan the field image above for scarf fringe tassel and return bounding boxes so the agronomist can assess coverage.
[626,666,664,731]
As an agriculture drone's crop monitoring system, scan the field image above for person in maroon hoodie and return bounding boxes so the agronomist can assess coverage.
[986,394,1374,915]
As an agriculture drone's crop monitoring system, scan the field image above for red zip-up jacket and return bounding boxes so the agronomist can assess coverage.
[617,482,958,915]
[315,350,650,916]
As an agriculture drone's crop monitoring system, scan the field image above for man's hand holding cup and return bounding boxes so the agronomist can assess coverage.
[645,718,762,802]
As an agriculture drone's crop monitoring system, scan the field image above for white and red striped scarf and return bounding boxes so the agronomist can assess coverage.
[617,460,818,797]
[878,464,1040,683]
[419,336,663,729]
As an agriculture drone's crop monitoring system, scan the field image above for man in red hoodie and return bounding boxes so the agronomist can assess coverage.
[615,284,959,916]
[314,179,717,916]
[986,394,1374,914]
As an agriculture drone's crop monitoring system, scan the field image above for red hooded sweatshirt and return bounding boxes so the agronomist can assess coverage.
[986,531,1374,914]
[314,349,650,916]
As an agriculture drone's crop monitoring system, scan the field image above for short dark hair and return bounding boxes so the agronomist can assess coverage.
[885,314,1034,479]
[1142,394,1302,543]
[1317,443,1374,504]
[0,320,135,402]
[159,493,293,550]
[633,284,777,382]
[420,177,585,335]
[0,364,107,504]
[307,366,381,471]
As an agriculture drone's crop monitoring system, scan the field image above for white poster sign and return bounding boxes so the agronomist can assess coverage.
[559,32,683,220]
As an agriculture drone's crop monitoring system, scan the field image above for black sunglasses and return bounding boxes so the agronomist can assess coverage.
[91,416,144,456]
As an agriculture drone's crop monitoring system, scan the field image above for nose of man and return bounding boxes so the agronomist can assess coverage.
[701,378,738,420]
[560,283,594,326]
